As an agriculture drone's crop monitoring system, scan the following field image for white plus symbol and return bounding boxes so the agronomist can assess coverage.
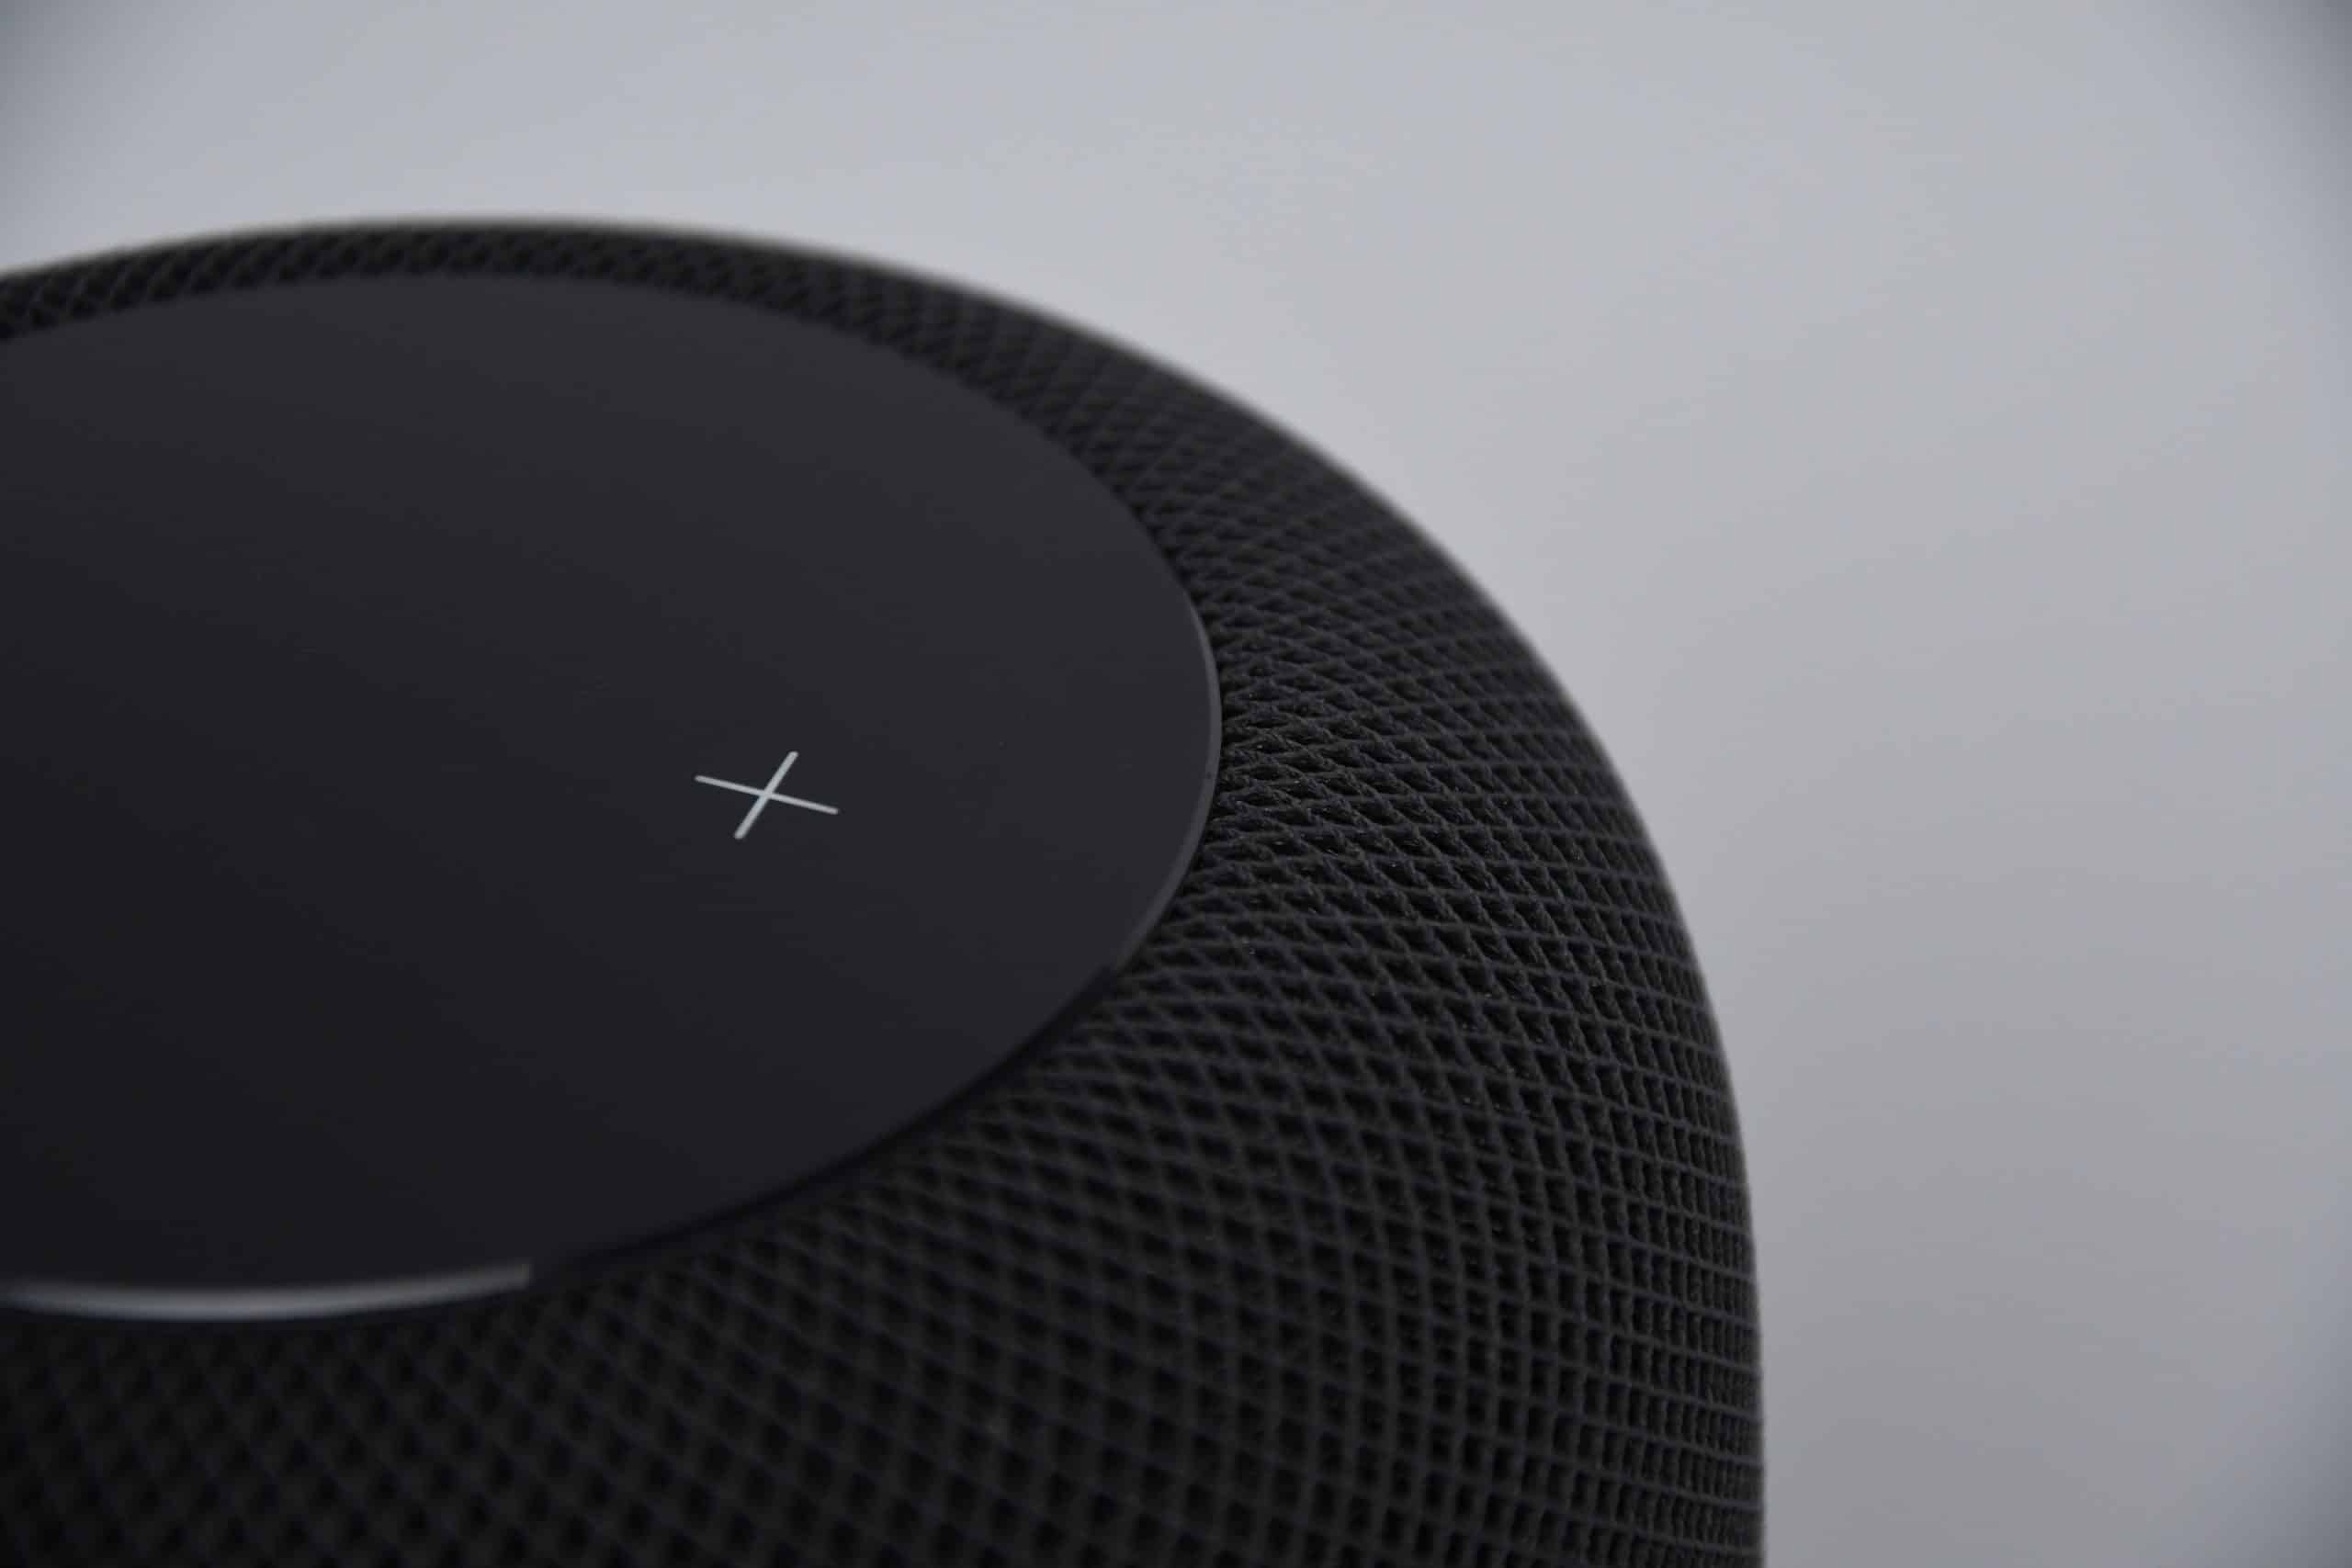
[692,751,842,840]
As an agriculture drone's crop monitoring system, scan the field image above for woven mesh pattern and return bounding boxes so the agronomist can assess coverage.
[0,224,1760,1568]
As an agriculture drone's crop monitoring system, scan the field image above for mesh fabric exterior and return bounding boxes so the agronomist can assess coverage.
[0,224,1761,1568]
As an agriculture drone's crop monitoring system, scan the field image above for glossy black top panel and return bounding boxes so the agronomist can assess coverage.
[0,276,1216,1319]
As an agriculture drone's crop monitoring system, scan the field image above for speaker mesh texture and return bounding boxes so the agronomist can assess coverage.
[0,224,1761,1568]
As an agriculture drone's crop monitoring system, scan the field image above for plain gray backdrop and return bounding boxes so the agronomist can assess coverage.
[5,4,2346,1563]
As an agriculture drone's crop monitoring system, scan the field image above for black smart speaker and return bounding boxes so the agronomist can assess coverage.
[0,223,1761,1567]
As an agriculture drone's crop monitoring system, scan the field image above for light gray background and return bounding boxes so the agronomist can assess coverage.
[5,4,2346,1563]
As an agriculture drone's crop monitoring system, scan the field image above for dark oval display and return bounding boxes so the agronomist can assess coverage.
[0,276,1216,1321]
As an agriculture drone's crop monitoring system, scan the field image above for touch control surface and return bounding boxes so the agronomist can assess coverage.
[0,276,1217,1318]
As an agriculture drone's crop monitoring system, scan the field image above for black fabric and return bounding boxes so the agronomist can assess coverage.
[0,224,1762,1568]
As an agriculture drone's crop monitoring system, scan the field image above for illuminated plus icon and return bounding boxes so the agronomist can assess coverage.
[692,751,841,840]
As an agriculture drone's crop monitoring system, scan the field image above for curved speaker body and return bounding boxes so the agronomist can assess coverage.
[0,224,1761,1567]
